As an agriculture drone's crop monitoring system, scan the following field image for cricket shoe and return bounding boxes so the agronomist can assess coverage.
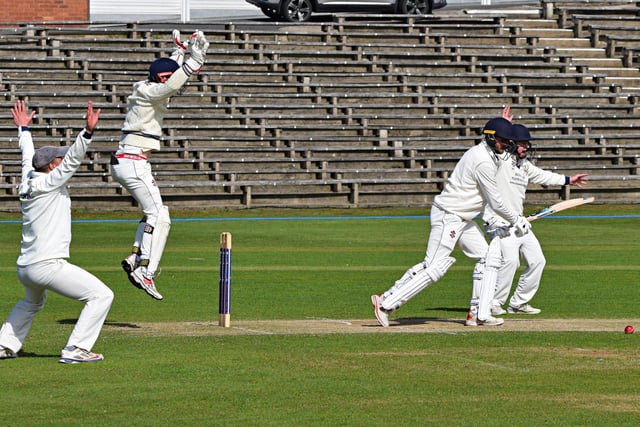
[465,308,477,327]
[477,316,504,326]
[465,298,479,326]
[0,346,16,359]
[121,253,142,289]
[59,346,104,364]
[371,294,390,327]
[507,304,541,315]
[491,305,507,316]
[131,267,163,300]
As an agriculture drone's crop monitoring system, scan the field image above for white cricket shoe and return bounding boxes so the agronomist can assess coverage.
[477,316,505,326]
[371,294,390,327]
[507,304,541,315]
[491,305,507,316]
[59,346,104,364]
[121,253,141,289]
[131,267,163,300]
[465,298,479,326]
[465,311,477,326]
[0,346,16,359]
[465,307,478,326]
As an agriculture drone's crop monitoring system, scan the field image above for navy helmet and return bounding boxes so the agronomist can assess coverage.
[148,58,180,83]
[482,117,515,152]
[512,123,531,143]
[512,123,534,159]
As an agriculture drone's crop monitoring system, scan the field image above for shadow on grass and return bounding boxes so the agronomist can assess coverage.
[58,319,141,329]
[393,317,466,326]
[363,317,466,328]
[429,307,468,314]
[16,351,59,359]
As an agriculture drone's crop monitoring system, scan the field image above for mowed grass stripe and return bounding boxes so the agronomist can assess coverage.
[2,265,637,273]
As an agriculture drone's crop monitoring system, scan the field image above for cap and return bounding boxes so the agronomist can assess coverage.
[32,146,69,169]
[512,124,531,142]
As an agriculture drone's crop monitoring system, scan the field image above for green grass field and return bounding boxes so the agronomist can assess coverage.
[0,205,639,426]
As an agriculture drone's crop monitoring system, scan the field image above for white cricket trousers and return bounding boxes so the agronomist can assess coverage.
[427,206,488,265]
[381,205,488,311]
[0,259,114,353]
[492,230,545,307]
[111,157,165,263]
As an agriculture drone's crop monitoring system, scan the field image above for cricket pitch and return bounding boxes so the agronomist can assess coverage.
[104,318,640,337]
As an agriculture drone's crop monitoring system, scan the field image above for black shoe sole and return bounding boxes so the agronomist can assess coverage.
[121,260,142,289]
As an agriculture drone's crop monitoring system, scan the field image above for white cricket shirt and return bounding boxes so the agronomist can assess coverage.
[483,156,567,225]
[433,141,519,224]
[17,128,92,266]
[120,66,191,151]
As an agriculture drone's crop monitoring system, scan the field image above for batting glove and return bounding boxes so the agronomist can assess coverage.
[484,217,511,239]
[513,215,532,237]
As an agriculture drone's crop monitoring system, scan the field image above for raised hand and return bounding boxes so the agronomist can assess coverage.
[85,100,101,133]
[11,100,35,127]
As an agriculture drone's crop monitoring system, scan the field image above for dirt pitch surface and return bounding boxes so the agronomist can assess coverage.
[104,318,640,336]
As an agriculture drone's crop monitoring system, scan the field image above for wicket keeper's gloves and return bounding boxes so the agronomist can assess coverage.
[513,215,532,237]
[485,217,511,239]
[184,31,209,74]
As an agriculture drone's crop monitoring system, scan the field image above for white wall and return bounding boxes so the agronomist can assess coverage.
[91,0,258,22]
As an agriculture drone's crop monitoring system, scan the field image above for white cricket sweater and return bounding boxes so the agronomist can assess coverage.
[17,127,92,266]
[482,156,568,225]
[433,141,519,224]
[120,65,193,151]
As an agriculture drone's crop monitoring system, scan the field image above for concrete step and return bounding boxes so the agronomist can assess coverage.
[556,47,607,58]
[519,28,577,38]
[536,37,593,48]
[506,18,560,29]
[601,76,640,86]
[592,67,640,78]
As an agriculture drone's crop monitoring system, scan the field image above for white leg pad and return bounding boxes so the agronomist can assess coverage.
[382,257,455,311]
[478,237,502,320]
[471,261,485,300]
[147,205,171,274]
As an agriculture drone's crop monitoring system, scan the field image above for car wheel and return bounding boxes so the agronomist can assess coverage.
[396,0,432,15]
[279,0,313,22]
[261,7,281,19]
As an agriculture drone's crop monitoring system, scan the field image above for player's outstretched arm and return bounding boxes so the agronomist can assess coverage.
[569,173,588,188]
[85,100,101,133]
[11,100,35,127]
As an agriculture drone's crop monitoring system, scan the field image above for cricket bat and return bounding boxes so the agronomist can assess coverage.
[527,196,595,222]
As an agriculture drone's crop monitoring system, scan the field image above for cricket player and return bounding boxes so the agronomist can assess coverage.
[372,117,532,327]
[111,30,209,300]
[484,109,588,315]
[0,100,114,363]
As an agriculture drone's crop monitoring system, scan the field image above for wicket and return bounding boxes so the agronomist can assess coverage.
[219,232,232,327]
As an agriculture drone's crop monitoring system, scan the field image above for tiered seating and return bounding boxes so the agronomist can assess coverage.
[0,5,639,210]
[540,0,640,71]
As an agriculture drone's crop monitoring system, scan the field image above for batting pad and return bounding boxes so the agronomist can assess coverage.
[477,238,502,320]
[147,205,171,274]
[382,257,455,311]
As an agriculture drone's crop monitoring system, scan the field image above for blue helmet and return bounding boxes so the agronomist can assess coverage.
[512,123,531,143]
[483,117,513,140]
[148,58,180,83]
[512,123,534,159]
[482,117,515,152]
